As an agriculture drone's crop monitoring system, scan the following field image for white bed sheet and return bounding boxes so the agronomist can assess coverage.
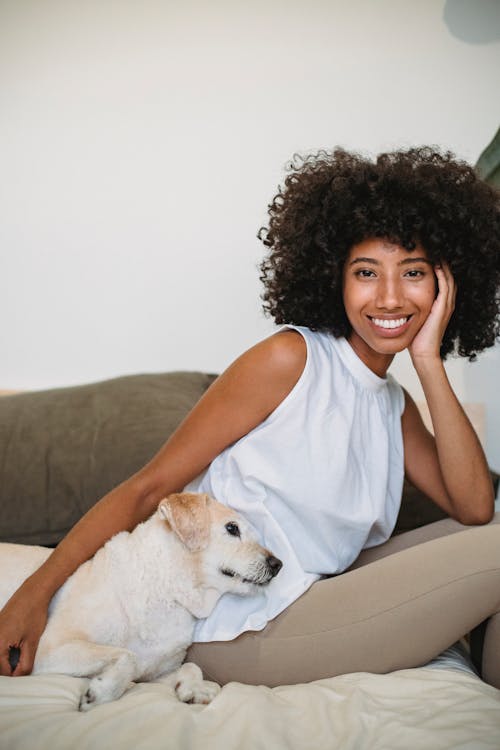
[1,666,499,750]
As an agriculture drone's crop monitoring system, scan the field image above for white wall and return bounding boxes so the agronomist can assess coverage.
[1,0,499,465]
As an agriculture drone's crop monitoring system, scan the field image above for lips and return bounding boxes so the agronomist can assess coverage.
[367,315,413,336]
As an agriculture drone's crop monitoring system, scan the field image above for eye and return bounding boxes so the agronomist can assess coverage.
[225,522,241,538]
[354,269,376,278]
[404,269,425,278]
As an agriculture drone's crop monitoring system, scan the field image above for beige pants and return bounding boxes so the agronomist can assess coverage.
[187,513,500,688]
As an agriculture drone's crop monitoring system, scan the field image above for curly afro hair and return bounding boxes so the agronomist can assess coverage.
[259,147,500,359]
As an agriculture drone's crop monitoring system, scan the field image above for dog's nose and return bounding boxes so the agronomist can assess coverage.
[266,555,283,577]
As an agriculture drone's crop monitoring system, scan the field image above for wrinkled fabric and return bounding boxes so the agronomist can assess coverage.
[1,667,499,750]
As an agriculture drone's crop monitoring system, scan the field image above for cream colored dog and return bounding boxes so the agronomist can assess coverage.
[0,493,282,710]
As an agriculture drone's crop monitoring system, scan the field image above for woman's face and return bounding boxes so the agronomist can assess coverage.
[342,238,437,375]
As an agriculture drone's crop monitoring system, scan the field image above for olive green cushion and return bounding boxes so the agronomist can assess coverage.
[0,372,216,545]
[394,480,448,534]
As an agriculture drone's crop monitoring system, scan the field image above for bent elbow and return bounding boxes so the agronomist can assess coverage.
[463,513,494,526]
[457,500,495,526]
[476,506,496,525]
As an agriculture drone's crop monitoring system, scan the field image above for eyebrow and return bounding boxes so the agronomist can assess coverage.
[348,256,432,266]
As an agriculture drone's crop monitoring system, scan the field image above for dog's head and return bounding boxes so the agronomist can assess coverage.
[158,493,282,596]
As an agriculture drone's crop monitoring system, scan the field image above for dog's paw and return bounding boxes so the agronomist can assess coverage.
[175,678,221,705]
[79,684,98,712]
[174,662,221,705]
[78,677,116,712]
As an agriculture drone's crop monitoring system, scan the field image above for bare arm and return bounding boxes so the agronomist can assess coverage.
[403,263,494,525]
[0,329,307,676]
[402,387,494,524]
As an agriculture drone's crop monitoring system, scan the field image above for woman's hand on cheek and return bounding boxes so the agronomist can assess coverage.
[408,263,456,366]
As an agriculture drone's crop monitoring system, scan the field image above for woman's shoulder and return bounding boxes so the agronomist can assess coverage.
[234,328,307,387]
[203,329,307,427]
[263,327,307,364]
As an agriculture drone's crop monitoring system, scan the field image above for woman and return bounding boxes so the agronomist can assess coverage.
[1,146,499,687]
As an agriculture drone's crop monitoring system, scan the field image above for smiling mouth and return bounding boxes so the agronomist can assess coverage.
[368,315,412,331]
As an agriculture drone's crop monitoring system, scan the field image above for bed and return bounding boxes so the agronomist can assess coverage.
[1,372,499,749]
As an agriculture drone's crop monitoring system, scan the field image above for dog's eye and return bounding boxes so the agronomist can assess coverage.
[225,522,241,538]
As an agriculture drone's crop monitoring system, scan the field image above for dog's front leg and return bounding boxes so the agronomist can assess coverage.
[36,639,138,711]
[165,662,221,705]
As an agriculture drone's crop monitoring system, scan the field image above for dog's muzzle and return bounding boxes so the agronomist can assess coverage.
[220,553,283,586]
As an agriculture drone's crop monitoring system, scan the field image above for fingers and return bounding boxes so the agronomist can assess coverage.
[14,644,34,676]
[0,588,47,677]
[434,262,456,316]
[0,649,12,676]
[443,262,457,309]
[0,645,30,676]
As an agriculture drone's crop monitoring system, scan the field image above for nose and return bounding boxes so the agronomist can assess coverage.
[266,555,283,577]
[376,277,403,310]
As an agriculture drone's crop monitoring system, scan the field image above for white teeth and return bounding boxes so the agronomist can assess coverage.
[371,317,408,329]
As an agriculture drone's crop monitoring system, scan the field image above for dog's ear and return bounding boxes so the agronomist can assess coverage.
[158,493,211,552]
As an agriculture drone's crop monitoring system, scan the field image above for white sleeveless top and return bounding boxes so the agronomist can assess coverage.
[187,326,405,642]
